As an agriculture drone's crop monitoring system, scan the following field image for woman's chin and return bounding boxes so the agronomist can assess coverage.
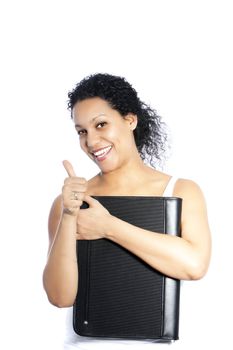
[97,166,115,174]
[96,161,119,174]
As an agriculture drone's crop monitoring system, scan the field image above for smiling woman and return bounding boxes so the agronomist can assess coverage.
[72,96,139,174]
[42,73,211,349]
[68,73,168,169]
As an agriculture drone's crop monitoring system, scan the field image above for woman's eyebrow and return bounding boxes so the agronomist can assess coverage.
[75,113,107,128]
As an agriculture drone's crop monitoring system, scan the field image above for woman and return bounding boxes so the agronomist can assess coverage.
[43,73,211,349]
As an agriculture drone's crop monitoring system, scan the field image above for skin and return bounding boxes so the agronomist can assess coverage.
[43,97,211,307]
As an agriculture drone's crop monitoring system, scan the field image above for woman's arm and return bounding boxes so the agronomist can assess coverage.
[42,195,78,307]
[79,178,211,280]
[43,160,88,307]
[103,179,211,280]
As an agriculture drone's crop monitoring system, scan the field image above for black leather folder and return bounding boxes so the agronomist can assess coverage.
[73,196,182,342]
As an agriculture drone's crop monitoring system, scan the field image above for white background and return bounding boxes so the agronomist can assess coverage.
[0,1,232,349]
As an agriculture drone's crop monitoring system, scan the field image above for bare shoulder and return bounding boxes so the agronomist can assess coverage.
[174,178,209,224]
[174,178,206,201]
[48,194,63,249]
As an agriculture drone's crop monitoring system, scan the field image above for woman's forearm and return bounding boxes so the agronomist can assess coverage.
[43,213,78,307]
[105,215,206,280]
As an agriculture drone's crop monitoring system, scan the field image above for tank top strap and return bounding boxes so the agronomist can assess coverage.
[162,176,178,197]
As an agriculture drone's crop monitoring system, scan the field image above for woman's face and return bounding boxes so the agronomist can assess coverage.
[72,97,137,173]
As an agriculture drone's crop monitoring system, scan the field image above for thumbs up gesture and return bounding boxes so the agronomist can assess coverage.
[62,160,88,216]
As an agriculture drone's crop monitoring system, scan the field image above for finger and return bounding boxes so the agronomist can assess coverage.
[64,177,87,186]
[63,160,77,177]
[83,195,99,207]
[63,197,83,208]
[62,183,87,194]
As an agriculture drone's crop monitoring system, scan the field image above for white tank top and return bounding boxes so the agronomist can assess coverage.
[63,177,179,349]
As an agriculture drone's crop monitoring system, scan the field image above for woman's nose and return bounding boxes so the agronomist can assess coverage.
[85,130,100,149]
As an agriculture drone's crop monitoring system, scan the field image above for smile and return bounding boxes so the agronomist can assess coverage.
[92,146,112,160]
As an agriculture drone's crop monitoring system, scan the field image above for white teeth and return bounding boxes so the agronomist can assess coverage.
[93,146,112,157]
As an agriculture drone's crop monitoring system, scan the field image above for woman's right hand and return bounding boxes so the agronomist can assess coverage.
[62,160,88,217]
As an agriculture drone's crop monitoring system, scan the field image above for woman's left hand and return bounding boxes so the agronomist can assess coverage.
[76,195,112,240]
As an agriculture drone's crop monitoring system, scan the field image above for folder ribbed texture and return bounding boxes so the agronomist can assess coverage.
[73,196,182,342]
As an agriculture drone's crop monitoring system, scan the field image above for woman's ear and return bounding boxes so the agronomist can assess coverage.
[124,113,138,131]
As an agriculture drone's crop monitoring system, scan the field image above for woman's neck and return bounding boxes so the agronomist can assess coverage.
[97,159,153,190]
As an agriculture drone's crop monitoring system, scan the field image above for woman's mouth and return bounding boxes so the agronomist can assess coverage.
[92,146,112,162]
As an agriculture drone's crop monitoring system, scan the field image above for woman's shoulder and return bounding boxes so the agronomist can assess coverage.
[171,178,207,212]
[86,170,204,199]
[173,177,204,196]
[143,169,202,197]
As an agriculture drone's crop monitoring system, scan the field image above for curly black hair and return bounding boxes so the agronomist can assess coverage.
[67,73,168,168]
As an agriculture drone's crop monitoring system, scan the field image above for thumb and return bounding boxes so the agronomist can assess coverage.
[83,195,99,207]
[62,160,77,177]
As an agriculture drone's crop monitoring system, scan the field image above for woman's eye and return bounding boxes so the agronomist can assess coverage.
[77,129,86,136]
[97,122,107,128]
